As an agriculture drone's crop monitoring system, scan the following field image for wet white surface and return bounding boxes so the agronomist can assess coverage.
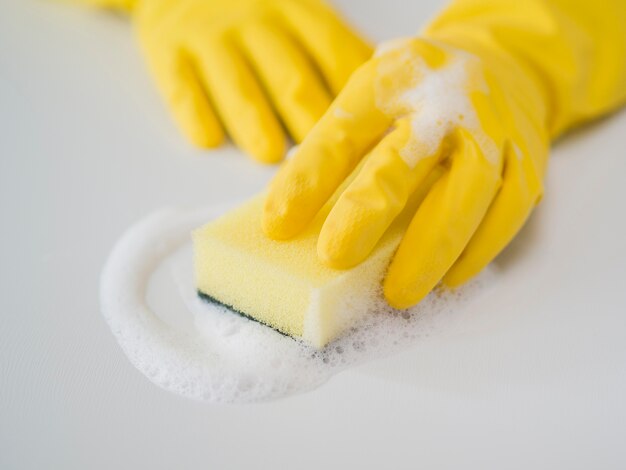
[2,0,626,468]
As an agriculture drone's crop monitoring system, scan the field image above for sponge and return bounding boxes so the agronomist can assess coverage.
[193,188,425,348]
[191,157,445,348]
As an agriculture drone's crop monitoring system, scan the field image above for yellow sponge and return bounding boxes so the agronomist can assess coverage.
[192,188,428,348]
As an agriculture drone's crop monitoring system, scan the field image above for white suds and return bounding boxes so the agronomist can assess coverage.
[375,42,499,168]
[100,204,492,404]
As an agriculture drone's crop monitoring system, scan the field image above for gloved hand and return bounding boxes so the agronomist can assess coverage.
[77,0,371,163]
[264,0,626,308]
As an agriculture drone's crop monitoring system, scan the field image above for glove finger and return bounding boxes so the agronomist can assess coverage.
[192,37,286,164]
[384,129,502,309]
[275,0,372,94]
[443,143,544,287]
[263,61,393,239]
[317,118,442,269]
[147,48,224,148]
[237,20,332,143]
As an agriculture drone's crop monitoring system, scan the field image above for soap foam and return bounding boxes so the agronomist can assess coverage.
[375,40,499,168]
[101,204,491,403]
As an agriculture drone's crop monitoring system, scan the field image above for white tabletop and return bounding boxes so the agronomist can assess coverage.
[2,1,626,468]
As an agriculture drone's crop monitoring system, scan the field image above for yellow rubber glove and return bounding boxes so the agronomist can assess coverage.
[76,0,371,163]
[264,0,626,308]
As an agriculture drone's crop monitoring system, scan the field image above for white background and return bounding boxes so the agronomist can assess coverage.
[2,0,626,468]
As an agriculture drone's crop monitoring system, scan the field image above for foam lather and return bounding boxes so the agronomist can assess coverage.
[192,194,421,348]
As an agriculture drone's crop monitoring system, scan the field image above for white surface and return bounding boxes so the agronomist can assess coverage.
[2,0,626,468]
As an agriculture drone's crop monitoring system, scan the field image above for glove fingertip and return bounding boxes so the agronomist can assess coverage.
[441,268,471,289]
[262,196,294,240]
[382,278,415,311]
[261,213,293,240]
[316,236,348,270]
[243,133,286,165]
[177,117,224,149]
[192,127,224,149]
[383,255,433,310]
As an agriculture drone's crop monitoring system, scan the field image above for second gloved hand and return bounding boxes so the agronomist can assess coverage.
[133,0,371,162]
